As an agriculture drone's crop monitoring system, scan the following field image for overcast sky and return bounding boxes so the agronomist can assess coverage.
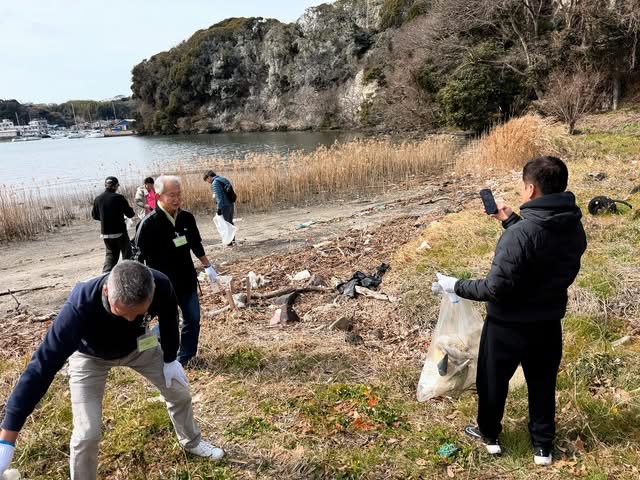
[0,0,327,104]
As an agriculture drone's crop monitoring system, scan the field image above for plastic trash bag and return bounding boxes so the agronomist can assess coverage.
[417,295,483,402]
[213,214,237,245]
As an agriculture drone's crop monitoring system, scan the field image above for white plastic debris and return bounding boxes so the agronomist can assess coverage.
[248,271,269,289]
[416,241,432,252]
[2,469,21,480]
[292,270,312,281]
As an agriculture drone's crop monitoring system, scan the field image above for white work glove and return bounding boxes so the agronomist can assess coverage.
[432,273,460,304]
[205,265,218,283]
[0,441,15,476]
[163,361,189,388]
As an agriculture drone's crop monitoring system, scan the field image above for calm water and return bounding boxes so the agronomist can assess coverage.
[0,131,360,191]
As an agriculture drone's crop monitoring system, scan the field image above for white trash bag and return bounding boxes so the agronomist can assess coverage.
[417,295,483,402]
[213,214,237,246]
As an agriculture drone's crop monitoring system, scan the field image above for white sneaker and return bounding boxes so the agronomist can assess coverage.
[533,448,552,466]
[186,440,225,461]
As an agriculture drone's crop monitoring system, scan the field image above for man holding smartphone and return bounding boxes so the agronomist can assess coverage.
[433,156,587,466]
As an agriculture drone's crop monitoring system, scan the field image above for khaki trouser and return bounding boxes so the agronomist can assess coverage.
[68,347,201,480]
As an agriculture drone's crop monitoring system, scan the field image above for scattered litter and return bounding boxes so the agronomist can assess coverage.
[232,293,247,309]
[354,285,397,303]
[313,240,333,249]
[146,395,164,403]
[416,241,432,252]
[269,291,300,326]
[587,171,607,181]
[2,469,21,480]
[437,443,459,458]
[374,205,386,211]
[417,296,483,402]
[271,292,299,306]
[612,336,632,348]
[296,221,315,229]
[292,270,312,281]
[329,316,353,331]
[337,263,390,298]
[216,275,233,287]
[306,274,329,287]
[587,196,632,215]
[247,271,268,289]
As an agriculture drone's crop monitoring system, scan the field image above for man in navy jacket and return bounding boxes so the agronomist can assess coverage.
[0,261,224,479]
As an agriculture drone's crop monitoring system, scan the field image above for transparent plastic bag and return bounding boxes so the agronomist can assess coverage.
[417,295,483,402]
[213,214,237,245]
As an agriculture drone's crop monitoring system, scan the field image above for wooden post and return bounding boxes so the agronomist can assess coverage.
[245,276,252,307]
[225,277,236,311]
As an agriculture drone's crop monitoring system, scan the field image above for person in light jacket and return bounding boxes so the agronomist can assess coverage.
[134,176,158,217]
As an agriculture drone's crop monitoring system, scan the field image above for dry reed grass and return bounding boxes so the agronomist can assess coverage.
[171,137,460,213]
[0,137,459,242]
[456,114,552,174]
[0,186,92,242]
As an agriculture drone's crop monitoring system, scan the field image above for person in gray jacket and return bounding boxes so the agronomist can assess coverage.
[433,156,587,466]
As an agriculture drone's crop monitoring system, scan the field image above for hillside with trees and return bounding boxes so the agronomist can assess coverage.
[0,97,136,127]
[131,0,640,134]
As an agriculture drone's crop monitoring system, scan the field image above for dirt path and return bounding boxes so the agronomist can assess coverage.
[0,180,461,317]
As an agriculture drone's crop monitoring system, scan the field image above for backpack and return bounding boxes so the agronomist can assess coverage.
[222,181,237,203]
[587,196,632,215]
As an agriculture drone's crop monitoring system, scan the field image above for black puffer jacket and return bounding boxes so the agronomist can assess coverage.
[91,189,135,235]
[455,192,587,323]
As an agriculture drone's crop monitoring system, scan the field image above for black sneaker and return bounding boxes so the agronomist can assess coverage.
[464,425,502,455]
[533,447,552,466]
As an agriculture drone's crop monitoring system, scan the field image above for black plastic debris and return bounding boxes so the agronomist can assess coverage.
[337,263,390,298]
[587,196,633,215]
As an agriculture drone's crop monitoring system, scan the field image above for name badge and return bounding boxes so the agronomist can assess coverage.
[173,236,188,247]
[137,332,159,352]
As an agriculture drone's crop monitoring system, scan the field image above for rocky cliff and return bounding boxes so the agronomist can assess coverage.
[132,0,386,134]
[132,0,384,133]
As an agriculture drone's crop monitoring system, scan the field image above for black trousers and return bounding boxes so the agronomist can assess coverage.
[102,234,132,273]
[476,317,562,449]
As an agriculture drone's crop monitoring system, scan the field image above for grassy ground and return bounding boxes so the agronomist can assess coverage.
[1,115,640,479]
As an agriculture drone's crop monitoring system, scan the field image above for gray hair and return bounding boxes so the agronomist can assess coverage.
[107,260,155,306]
[155,175,181,195]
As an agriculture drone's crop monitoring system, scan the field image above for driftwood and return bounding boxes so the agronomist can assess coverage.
[254,286,332,300]
[354,286,397,303]
[0,286,54,297]
[208,305,231,317]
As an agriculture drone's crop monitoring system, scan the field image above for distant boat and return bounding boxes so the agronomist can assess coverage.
[11,137,42,142]
[49,133,67,139]
[86,131,105,138]
[67,132,85,139]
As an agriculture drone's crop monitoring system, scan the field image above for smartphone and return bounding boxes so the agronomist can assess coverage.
[480,189,498,215]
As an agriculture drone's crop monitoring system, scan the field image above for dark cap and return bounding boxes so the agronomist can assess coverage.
[203,170,216,181]
[105,176,119,188]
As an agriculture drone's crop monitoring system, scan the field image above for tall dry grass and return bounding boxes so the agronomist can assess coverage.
[0,186,93,242]
[165,137,460,213]
[0,137,458,242]
[456,114,552,174]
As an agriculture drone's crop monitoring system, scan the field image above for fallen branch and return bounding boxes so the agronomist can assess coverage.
[254,286,332,300]
[207,305,231,317]
[0,286,55,297]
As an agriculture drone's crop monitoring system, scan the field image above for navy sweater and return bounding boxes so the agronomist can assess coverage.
[1,270,179,432]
